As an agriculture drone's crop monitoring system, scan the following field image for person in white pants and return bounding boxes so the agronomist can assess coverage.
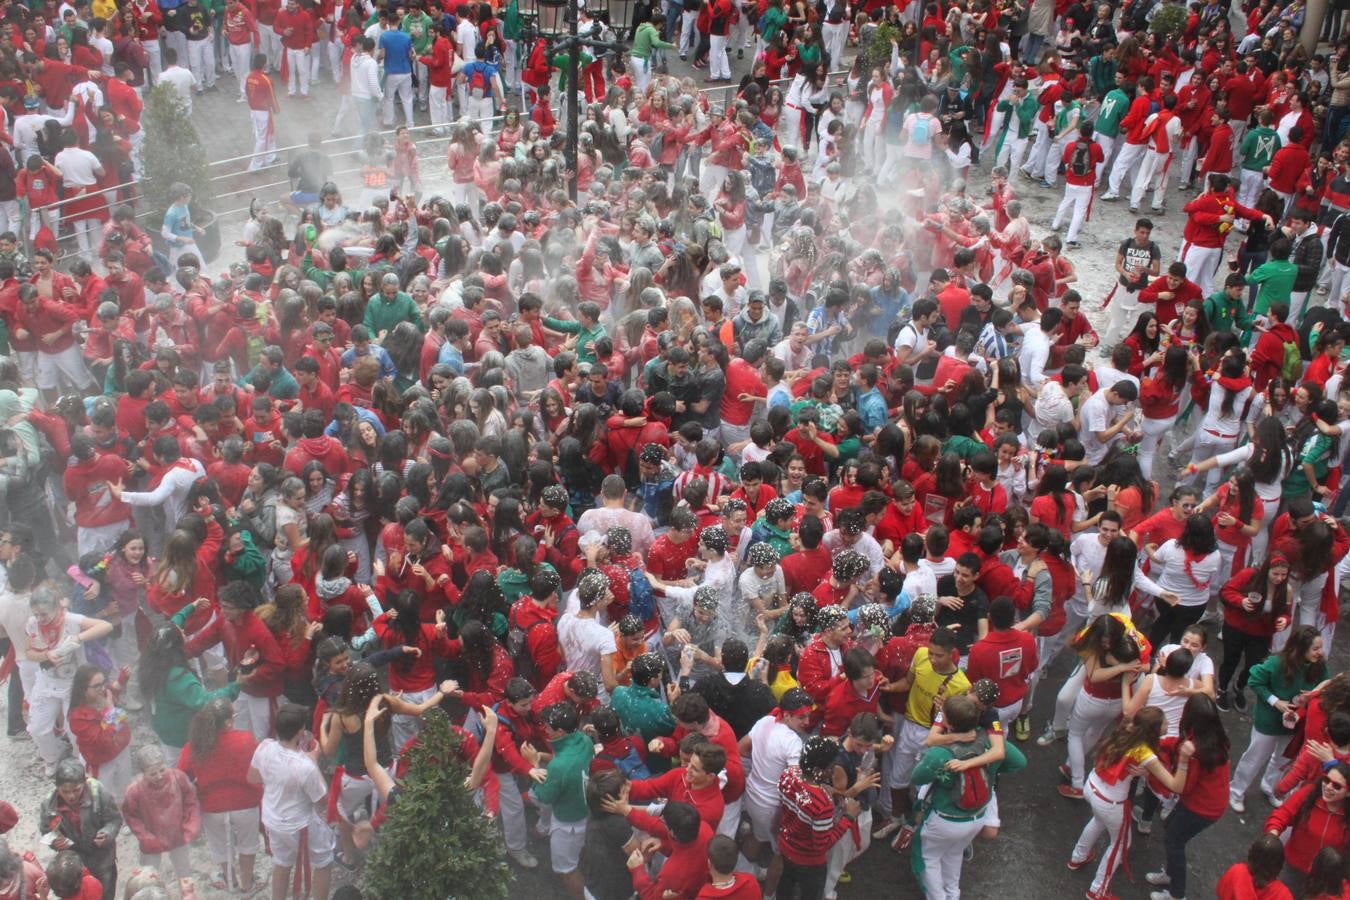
[1131,107,1180,213]
[678,5,698,57]
[1228,624,1325,811]
[24,591,113,774]
[260,24,282,70]
[708,30,731,80]
[142,38,163,82]
[1067,709,1191,900]
[1052,123,1104,246]
[123,747,196,878]
[1102,137,1147,200]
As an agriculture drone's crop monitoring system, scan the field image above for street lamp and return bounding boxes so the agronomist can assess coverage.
[522,0,635,200]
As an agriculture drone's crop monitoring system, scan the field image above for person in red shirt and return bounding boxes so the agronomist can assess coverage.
[1215,834,1293,900]
[964,597,1039,729]
[1223,60,1262,146]
[224,0,261,99]
[283,408,348,476]
[1052,122,1106,248]
[1103,76,1155,201]
[1139,261,1204,325]
[623,741,727,829]
[63,433,134,555]
[272,0,317,97]
[696,836,762,899]
[620,800,714,899]
[719,343,767,448]
[1130,485,1201,548]
[12,283,97,402]
[819,647,885,738]
[776,737,861,897]
[780,515,834,597]
[1179,173,1271,295]
[244,52,280,170]
[293,355,336,421]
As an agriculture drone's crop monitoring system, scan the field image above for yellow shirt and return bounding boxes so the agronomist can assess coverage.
[904,647,970,728]
[93,0,118,21]
[748,659,798,703]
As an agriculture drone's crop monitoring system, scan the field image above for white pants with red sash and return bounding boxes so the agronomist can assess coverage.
[1179,240,1224,295]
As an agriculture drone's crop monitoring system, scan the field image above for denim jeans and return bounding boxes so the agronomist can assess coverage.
[1165,801,1220,898]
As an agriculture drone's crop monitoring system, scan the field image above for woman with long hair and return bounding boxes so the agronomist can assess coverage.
[179,699,264,894]
[1144,694,1232,900]
[1217,553,1293,711]
[238,463,284,552]
[1060,613,1149,796]
[1137,345,1193,479]
[1189,414,1292,563]
[318,661,455,867]
[1230,624,1329,813]
[139,624,241,758]
[147,520,222,635]
[330,468,374,584]
[1030,463,1075,538]
[272,475,309,587]
[256,583,321,706]
[104,529,154,709]
[67,664,134,804]
[1065,707,1194,899]
[444,619,514,710]
[371,589,455,749]
[302,460,337,517]
[1140,514,1221,646]
[1122,311,1164,377]
[1186,352,1255,494]
[1273,509,1347,651]
[1096,455,1156,534]
[1195,465,1262,586]
[1264,761,1350,883]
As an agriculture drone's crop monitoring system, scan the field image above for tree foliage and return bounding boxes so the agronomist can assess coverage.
[363,711,512,900]
[140,82,215,214]
[861,22,902,74]
[1149,3,1188,39]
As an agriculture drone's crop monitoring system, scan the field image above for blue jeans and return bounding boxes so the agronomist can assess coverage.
[1164,801,1220,897]
[1327,104,1350,151]
[1022,32,1046,64]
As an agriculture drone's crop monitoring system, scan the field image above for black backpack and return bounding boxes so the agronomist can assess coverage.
[1069,141,1093,178]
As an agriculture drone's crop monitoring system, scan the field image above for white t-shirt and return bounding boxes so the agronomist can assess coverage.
[1069,532,1108,612]
[25,611,89,690]
[771,339,811,371]
[1078,388,1124,465]
[54,147,102,188]
[1149,540,1220,607]
[556,612,617,686]
[250,739,328,833]
[901,566,938,601]
[1158,644,1215,681]
[158,66,197,110]
[918,556,956,581]
[745,715,803,807]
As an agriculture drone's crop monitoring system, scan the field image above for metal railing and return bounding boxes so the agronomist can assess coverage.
[43,67,847,265]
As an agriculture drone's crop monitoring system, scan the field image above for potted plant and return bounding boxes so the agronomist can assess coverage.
[1149,2,1189,41]
[140,82,220,264]
[362,711,512,900]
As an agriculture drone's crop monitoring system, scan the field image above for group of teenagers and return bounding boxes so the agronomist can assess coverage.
[9,0,1350,897]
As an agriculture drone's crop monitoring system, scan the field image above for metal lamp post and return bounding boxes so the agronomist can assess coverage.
[521,0,635,200]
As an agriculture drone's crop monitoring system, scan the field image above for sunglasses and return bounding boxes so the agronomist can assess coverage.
[1325,777,1347,789]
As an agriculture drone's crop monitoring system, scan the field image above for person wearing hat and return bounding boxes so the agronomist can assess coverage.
[523,701,595,899]
[650,525,737,631]
[556,570,619,702]
[524,484,584,591]
[740,686,814,893]
[775,735,862,900]
[796,604,854,706]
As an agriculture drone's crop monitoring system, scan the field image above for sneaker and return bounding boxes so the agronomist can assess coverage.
[1039,180,1053,188]
[1233,690,1249,712]
[872,818,901,839]
[1066,241,1082,249]
[1066,850,1097,871]
[1058,763,1072,782]
[1229,794,1246,814]
[1150,206,1165,214]
[1132,807,1153,835]
[1215,690,1232,712]
[508,848,538,869]
[1037,726,1065,747]
[1145,872,1171,887]
[963,843,975,862]
[1128,205,1139,213]
[1263,790,1281,808]
[1100,193,1120,201]
[837,871,851,884]
[1086,891,1120,900]
[1149,892,1182,900]
[1014,715,1031,742]
[1057,784,1085,800]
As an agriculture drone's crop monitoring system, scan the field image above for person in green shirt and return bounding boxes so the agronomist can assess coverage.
[611,653,677,743]
[911,695,1026,898]
[544,300,606,365]
[525,701,595,897]
[142,617,241,753]
[1238,108,1281,208]
[1245,236,1297,319]
[994,80,1038,175]
[629,10,673,90]
[1204,272,1253,335]
[1283,401,1341,497]
[1229,623,1328,811]
[1087,47,1117,99]
[302,247,364,293]
[1093,74,1130,184]
[363,272,425,338]
[758,0,787,46]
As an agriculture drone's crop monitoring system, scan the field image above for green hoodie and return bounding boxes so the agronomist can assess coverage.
[151,667,241,748]
[1247,653,1328,736]
[498,563,558,604]
[223,529,269,591]
[363,290,425,338]
[532,730,595,823]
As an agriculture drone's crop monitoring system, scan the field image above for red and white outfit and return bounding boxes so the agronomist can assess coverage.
[225,4,261,100]
[1179,189,1264,295]
[245,68,280,172]
[1052,138,1104,244]
[53,145,106,261]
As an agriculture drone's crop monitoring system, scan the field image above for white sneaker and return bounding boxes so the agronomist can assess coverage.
[1230,795,1246,814]
[1150,892,1183,900]
[1145,871,1171,886]
[1036,726,1065,747]
[507,848,538,869]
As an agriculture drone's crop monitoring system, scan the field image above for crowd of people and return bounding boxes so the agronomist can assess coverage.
[6,0,1350,896]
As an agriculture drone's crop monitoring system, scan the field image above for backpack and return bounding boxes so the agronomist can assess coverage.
[628,568,656,622]
[245,331,266,371]
[597,740,653,779]
[506,607,547,681]
[909,113,931,146]
[1281,339,1304,382]
[1068,141,1093,177]
[1124,0,1154,32]
[948,736,993,811]
[469,65,489,100]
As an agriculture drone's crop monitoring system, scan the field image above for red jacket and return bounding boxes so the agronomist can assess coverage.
[1268,144,1312,193]
[418,35,455,87]
[629,767,724,828]
[63,454,133,528]
[820,674,882,737]
[626,809,713,900]
[776,766,854,865]
[508,598,560,690]
[272,7,317,49]
[121,768,201,853]
[1181,190,1263,249]
[67,704,131,773]
[696,873,762,899]
[1264,782,1350,873]
[184,609,285,698]
[1139,274,1203,324]
[796,634,844,703]
[964,627,1039,704]
[1215,862,1294,900]
[283,434,349,477]
[1251,322,1299,391]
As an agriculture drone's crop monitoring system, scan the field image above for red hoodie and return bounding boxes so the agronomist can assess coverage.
[964,628,1039,704]
[63,454,133,528]
[185,609,286,698]
[1251,322,1299,390]
[284,434,349,476]
[696,873,762,898]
